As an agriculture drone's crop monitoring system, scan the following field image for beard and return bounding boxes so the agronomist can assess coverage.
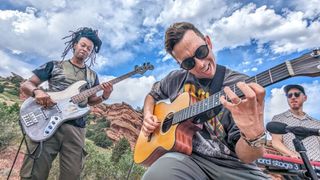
[75,51,89,61]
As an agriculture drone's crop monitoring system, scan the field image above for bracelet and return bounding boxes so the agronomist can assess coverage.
[240,131,266,148]
[101,95,108,101]
[32,88,41,97]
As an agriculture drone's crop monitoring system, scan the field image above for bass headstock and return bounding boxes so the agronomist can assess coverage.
[134,62,154,75]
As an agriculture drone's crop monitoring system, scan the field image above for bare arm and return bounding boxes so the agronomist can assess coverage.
[21,75,55,108]
[272,134,300,158]
[21,75,42,97]
[141,94,160,136]
[236,138,264,163]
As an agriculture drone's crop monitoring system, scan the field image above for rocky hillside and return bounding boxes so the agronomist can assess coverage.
[0,73,24,105]
[91,103,143,149]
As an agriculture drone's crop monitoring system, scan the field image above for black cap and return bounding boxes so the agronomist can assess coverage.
[284,84,305,95]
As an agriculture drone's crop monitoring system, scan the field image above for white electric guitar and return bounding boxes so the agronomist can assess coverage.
[20,63,154,142]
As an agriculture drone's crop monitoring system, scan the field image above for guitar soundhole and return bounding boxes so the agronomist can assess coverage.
[161,113,173,133]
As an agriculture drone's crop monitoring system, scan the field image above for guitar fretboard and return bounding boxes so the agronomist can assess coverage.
[172,52,315,124]
[71,70,138,103]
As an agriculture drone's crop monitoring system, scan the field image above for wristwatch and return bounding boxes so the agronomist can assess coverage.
[240,131,266,148]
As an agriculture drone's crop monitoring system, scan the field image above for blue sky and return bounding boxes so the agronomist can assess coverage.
[0,0,319,122]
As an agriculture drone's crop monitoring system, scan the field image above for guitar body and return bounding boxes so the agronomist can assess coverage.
[20,81,90,142]
[134,92,201,166]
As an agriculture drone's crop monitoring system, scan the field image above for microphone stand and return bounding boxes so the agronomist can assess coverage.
[292,136,318,180]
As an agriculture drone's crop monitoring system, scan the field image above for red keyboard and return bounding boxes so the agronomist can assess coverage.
[257,154,320,171]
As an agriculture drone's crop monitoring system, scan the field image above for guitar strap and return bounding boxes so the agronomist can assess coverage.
[193,65,225,124]
[85,66,96,89]
[209,64,226,116]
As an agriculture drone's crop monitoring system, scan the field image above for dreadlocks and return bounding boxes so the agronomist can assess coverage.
[61,27,102,67]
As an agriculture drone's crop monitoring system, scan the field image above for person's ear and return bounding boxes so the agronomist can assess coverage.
[205,35,213,50]
[303,95,307,102]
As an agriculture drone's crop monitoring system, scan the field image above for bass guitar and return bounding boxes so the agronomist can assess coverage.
[20,63,154,142]
[134,49,320,166]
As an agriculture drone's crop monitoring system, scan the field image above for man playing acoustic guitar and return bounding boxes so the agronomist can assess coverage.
[140,22,270,179]
[20,27,113,179]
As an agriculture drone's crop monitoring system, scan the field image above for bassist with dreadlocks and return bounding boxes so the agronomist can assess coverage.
[19,27,113,180]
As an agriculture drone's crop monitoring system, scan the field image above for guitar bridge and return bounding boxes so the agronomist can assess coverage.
[21,112,38,127]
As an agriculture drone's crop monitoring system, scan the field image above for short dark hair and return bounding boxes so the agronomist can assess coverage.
[61,27,102,67]
[165,22,204,57]
[284,84,306,95]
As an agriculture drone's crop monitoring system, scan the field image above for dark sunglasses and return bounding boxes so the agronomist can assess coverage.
[180,44,209,70]
[286,92,302,98]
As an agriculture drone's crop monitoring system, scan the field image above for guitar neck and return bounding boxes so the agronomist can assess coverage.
[71,70,137,103]
[172,61,292,124]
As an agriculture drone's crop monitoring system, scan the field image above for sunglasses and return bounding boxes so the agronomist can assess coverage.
[286,92,302,98]
[180,44,209,70]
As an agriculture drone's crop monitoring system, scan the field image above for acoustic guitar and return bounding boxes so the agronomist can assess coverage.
[134,49,320,166]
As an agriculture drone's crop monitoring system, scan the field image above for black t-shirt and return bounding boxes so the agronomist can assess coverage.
[149,66,260,170]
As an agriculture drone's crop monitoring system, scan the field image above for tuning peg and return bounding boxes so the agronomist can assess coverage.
[311,48,320,57]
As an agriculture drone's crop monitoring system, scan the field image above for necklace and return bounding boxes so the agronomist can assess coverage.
[198,78,212,93]
[69,60,86,78]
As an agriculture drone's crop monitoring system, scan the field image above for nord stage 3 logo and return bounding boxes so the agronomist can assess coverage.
[256,157,300,170]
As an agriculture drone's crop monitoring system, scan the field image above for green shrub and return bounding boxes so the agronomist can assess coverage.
[6,87,19,96]
[0,84,4,93]
[81,140,145,180]
[86,116,111,143]
[91,132,113,148]
[82,141,115,179]
[111,137,130,163]
[0,103,20,150]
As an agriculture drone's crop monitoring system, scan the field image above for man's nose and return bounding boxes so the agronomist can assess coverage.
[195,58,205,68]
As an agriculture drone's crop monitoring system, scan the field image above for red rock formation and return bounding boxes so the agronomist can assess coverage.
[91,102,143,149]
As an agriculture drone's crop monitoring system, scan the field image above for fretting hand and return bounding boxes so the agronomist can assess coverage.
[101,82,113,99]
[220,82,265,139]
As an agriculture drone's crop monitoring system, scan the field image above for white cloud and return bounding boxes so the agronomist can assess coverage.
[153,0,227,27]
[0,0,145,71]
[0,50,34,78]
[251,67,258,72]
[99,75,156,108]
[208,4,320,53]
[265,80,320,123]
[290,0,320,18]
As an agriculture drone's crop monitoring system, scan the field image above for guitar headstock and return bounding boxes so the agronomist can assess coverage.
[134,62,154,75]
[291,48,320,77]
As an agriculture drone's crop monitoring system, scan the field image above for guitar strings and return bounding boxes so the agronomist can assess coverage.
[173,54,317,123]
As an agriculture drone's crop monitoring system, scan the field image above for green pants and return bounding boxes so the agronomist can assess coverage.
[20,123,86,180]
